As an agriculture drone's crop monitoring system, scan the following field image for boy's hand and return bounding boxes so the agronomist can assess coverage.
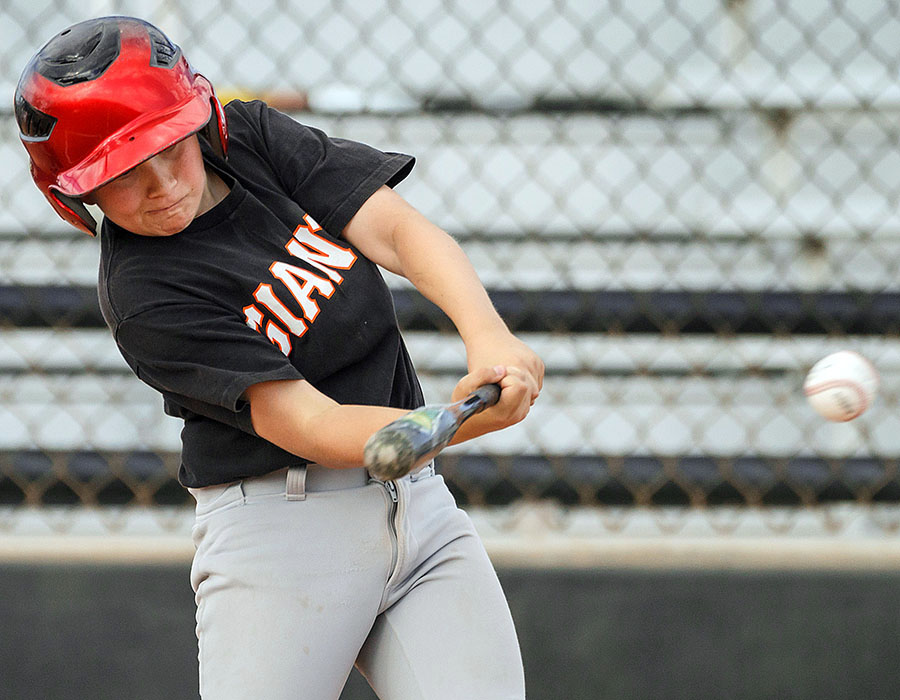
[463,330,544,406]
[450,364,533,439]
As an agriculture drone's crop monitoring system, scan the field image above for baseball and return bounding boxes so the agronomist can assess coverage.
[803,350,879,422]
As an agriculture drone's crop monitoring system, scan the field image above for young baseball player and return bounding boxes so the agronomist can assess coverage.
[16,16,543,700]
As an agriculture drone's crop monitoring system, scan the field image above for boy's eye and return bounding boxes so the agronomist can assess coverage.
[159,140,184,158]
[105,167,138,188]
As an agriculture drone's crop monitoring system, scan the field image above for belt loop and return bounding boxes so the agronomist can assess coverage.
[286,466,307,501]
[409,460,435,482]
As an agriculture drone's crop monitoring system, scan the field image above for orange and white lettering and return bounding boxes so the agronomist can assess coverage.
[265,320,292,356]
[269,262,335,322]
[243,304,264,331]
[243,216,356,349]
[244,303,291,355]
[252,283,308,338]
[301,214,322,232]
[284,215,357,283]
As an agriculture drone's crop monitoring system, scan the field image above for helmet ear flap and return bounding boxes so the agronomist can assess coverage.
[51,190,98,236]
[201,95,228,159]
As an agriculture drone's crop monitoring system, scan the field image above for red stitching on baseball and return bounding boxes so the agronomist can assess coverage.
[804,379,868,419]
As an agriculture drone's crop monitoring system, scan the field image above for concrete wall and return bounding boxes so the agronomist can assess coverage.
[3,563,899,700]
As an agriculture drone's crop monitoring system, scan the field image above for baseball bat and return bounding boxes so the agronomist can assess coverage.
[364,383,502,480]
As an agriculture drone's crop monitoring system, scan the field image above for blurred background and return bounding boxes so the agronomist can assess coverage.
[2,1,900,698]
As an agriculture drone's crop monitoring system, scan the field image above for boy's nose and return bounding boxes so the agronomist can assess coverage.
[141,158,178,195]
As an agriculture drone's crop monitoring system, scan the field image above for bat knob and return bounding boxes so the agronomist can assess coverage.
[364,430,418,481]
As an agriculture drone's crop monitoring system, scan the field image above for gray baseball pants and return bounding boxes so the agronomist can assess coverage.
[188,463,525,699]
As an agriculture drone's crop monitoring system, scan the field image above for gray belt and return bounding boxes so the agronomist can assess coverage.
[190,461,435,504]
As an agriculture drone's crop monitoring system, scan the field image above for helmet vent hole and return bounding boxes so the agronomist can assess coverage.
[147,26,180,68]
[14,95,57,141]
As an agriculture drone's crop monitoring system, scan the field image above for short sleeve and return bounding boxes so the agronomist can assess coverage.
[227,101,415,235]
[115,302,303,427]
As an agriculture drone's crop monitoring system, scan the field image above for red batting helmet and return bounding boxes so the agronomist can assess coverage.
[14,16,228,235]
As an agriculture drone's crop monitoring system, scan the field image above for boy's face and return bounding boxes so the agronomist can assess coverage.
[84,134,215,237]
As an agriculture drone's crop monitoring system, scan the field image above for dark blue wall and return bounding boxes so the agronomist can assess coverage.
[3,564,899,700]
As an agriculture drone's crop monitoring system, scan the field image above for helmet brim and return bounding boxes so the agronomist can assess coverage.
[53,85,213,196]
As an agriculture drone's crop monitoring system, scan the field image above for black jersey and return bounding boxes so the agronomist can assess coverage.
[97,100,422,488]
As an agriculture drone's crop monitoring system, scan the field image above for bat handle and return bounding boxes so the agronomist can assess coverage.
[455,383,502,420]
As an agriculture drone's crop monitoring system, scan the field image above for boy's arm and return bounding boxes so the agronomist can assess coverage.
[342,185,544,432]
[246,185,545,467]
[244,365,508,469]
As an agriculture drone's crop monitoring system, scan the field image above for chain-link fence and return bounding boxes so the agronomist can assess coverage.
[2,0,900,539]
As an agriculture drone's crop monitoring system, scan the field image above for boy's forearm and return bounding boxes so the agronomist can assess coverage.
[394,217,508,342]
[247,381,409,468]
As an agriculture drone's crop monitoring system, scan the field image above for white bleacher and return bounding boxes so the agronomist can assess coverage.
[2,231,899,292]
[0,366,895,457]
[0,331,896,458]
[1,328,898,379]
[2,0,898,109]
[5,111,900,239]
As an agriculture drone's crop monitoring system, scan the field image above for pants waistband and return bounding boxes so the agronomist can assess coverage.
[189,461,435,506]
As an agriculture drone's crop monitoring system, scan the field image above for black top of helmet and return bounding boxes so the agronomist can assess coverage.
[29,16,181,89]
[34,18,122,87]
